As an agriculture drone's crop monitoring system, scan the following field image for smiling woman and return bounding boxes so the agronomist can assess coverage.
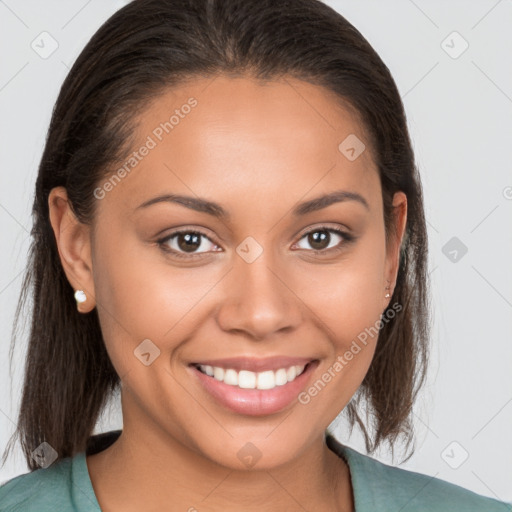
[0,1,509,511]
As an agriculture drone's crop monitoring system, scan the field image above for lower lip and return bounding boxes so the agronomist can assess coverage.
[190,361,318,416]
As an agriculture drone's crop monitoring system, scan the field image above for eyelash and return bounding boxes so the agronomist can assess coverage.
[157,226,355,260]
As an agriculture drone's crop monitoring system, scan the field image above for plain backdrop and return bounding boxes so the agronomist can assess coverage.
[1,0,511,504]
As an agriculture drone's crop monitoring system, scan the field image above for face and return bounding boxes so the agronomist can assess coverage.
[50,75,406,470]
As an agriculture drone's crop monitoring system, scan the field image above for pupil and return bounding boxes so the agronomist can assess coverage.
[309,230,329,250]
[178,232,200,252]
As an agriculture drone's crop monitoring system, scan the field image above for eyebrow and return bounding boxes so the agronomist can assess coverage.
[135,189,369,219]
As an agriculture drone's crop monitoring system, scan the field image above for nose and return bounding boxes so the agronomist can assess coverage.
[216,250,303,340]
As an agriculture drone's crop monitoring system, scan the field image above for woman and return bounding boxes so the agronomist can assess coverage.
[0,0,509,510]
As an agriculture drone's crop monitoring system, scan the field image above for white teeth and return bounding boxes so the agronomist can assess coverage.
[238,370,256,389]
[275,368,288,386]
[213,366,224,381]
[257,370,275,390]
[224,369,238,386]
[197,363,307,390]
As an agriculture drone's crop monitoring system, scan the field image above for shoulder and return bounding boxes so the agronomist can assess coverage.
[0,430,120,511]
[355,449,509,511]
[328,436,511,511]
[0,454,90,512]
[0,458,74,511]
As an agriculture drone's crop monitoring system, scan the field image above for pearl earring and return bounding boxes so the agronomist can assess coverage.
[385,280,391,298]
[74,290,87,304]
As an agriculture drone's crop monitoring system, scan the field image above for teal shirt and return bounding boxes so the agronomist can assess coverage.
[0,430,510,511]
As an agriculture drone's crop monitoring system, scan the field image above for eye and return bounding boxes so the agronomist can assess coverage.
[157,225,355,260]
[293,226,354,255]
[157,229,220,259]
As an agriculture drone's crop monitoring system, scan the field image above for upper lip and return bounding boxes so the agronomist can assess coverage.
[190,356,316,372]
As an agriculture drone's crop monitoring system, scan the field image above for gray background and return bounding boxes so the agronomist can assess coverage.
[1,0,511,504]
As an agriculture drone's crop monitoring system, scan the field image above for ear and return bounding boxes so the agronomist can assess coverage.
[48,186,96,313]
[383,191,407,309]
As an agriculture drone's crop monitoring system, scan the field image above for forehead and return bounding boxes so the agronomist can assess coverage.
[97,74,379,215]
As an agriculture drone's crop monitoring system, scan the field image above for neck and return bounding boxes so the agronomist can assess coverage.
[88,423,354,511]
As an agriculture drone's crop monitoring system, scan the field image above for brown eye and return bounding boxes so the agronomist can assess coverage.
[307,230,331,250]
[176,232,202,253]
[294,227,354,254]
[157,230,220,259]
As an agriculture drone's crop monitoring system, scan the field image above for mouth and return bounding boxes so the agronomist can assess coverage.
[188,358,319,416]
[193,362,310,390]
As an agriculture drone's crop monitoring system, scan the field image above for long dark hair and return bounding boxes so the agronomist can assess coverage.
[2,0,430,471]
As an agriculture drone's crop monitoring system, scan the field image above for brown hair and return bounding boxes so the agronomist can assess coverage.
[2,0,430,471]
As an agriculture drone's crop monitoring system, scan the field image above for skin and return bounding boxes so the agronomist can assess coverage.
[49,75,407,512]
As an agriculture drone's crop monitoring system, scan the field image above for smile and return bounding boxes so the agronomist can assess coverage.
[195,363,307,390]
[189,358,319,416]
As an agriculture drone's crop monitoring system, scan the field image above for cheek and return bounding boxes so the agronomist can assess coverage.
[294,238,386,347]
[290,236,385,411]
[92,230,223,370]
[295,258,383,421]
